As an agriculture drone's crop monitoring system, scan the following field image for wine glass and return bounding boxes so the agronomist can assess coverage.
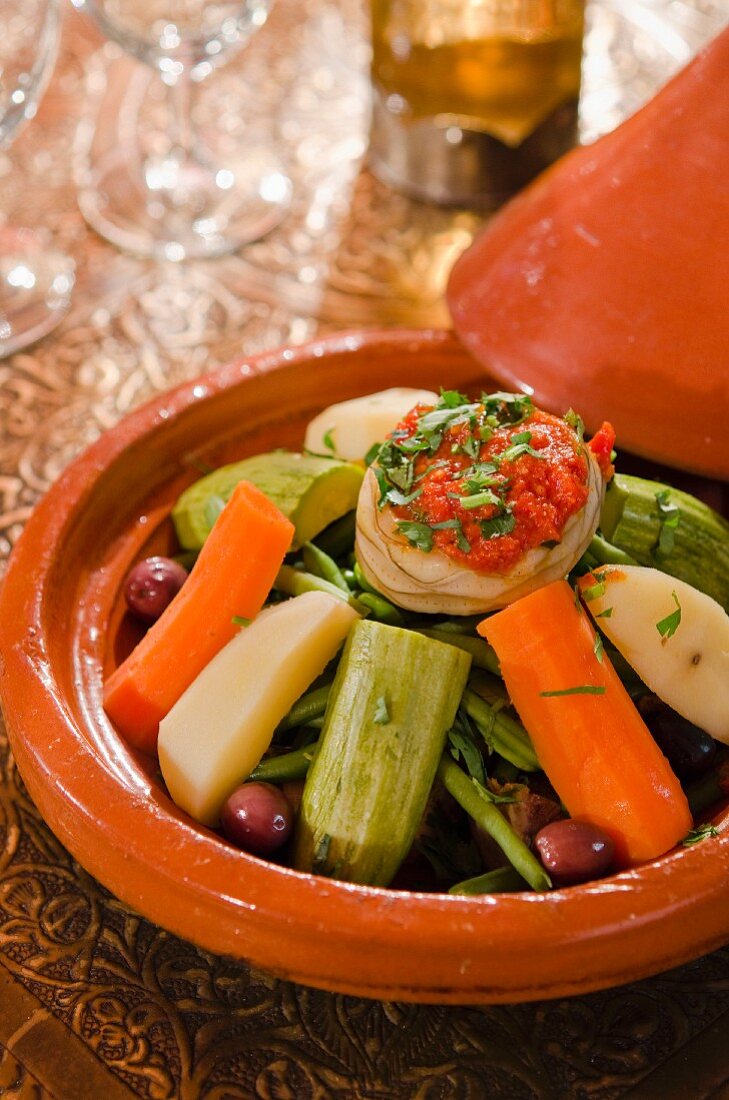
[0,0,75,358]
[72,0,292,260]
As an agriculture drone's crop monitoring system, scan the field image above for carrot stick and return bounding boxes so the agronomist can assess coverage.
[478,580,692,867]
[104,480,294,754]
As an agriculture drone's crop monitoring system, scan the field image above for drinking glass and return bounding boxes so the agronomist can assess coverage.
[370,0,586,207]
[73,0,292,260]
[0,0,75,358]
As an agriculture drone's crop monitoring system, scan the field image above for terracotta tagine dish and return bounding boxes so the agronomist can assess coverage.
[1,328,729,1005]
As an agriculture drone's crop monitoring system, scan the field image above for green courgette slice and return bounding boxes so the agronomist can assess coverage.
[293,619,472,887]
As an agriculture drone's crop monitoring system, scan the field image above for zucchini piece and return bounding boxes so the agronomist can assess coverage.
[601,473,729,611]
[293,620,472,886]
[173,451,364,551]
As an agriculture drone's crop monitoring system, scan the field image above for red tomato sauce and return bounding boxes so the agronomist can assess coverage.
[391,406,591,574]
[587,422,616,480]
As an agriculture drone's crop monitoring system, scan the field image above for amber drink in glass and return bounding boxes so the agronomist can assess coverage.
[369,0,585,206]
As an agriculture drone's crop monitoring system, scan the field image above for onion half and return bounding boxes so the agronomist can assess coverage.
[355,456,605,615]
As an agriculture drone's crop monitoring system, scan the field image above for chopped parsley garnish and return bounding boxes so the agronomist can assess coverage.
[363,441,382,467]
[322,427,336,452]
[385,486,423,507]
[463,461,500,487]
[455,526,471,554]
[593,634,604,663]
[656,591,682,641]
[479,512,516,540]
[482,392,534,424]
[459,488,501,510]
[396,521,434,552]
[581,579,606,603]
[431,518,471,554]
[539,685,606,697]
[564,408,585,440]
[595,606,613,618]
[373,695,390,725]
[448,713,486,786]
[377,440,415,493]
[500,440,544,463]
[682,824,719,847]
[655,490,680,556]
[231,615,251,628]
[439,388,470,408]
[471,776,516,805]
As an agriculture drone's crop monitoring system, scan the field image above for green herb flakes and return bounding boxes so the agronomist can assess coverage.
[479,512,516,540]
[655,489,680,556]
[363,441,382,467]
[373,695,390,725]
[396,521,433,552]
[459,488,501,510]
[682,824,719,847]
[500,441,544,463]
[656,591,682,641]
[581,579,606,603]
[593,634,604,663]
[448,716,486,786]
[471,776,516,805]
[564,408,585,441]
[322,427,336,452]
[539,685,607,697]
[231,615,251,628]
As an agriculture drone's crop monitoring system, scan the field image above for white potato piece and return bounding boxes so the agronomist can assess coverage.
[304,388,439,462]
[158,591,358,825]
[355,454,604,615]
[583,565,729,743]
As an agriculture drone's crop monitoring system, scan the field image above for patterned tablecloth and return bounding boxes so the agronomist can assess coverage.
[1,1,728,1096]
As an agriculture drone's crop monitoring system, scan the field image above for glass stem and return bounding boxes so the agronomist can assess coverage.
[168,71,196,164]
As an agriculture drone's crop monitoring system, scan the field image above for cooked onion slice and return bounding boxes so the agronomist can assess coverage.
[355,456,605,615]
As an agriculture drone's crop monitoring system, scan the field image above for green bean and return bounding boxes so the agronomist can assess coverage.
[574,549,599,573]
[250,744,317,784]
[462,679,540,773]
[429,615,489,634]
[278,684,331,732]
[417,630,500,675]
[302,541,350,593]
[353,561,379,596]
[437,756,551,892]
[587,533,638,567]
[356,591,404,626]
[274,565,365,612]
[449,866,529,895]
[313,511,356,559]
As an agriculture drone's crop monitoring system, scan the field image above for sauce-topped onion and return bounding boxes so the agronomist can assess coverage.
[356,391,611,614]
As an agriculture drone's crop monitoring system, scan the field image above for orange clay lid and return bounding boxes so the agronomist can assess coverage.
[447,26,729,481]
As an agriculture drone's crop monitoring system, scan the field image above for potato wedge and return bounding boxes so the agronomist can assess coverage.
[581,565,729,743]
[158,591,358,825]
[304,388,438,462]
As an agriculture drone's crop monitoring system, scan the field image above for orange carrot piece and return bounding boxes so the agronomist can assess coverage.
[478,579,692,867]
[104,480,294,754]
